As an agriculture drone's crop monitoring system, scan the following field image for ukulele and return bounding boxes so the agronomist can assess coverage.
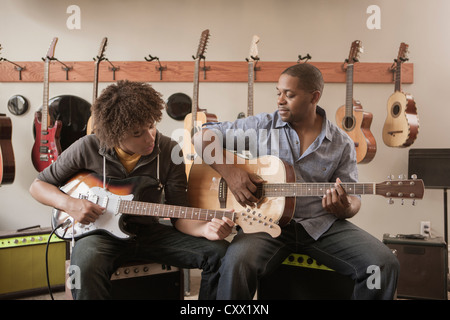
[86,37,108,135]
[0,113,15,185]
[237,35,260,119]
[335,40,376,164]
[31,37,62,172]
[188,150,424,228]
[183,29,218,176]
[382,43,419,148]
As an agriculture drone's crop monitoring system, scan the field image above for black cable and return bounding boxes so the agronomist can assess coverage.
[45,222,67,300]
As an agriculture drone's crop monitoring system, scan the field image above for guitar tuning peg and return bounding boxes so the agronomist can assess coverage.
[398,174,406,180]
[388,198,394,204]
[412,199,416,206]
[401,199,404,205]
[387,175,392,181]
[411,174,417,180]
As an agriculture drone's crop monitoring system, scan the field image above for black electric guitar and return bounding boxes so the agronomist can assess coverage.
[237,35,260,119]
[51,172,281,240]
[31,37,62,172]
[86,37,108,135]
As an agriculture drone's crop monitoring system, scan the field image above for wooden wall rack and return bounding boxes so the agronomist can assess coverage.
[0,61,413,84]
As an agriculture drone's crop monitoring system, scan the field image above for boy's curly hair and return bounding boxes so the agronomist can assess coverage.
[92,80,164,148]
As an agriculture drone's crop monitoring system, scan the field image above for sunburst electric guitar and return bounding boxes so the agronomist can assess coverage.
[183,29,218,176]
[335,40,376,164]
[86,37,108,135]
[31,37,62,172]
[187,150,424,227]
[382,42,419,148]
[51,172,281,240]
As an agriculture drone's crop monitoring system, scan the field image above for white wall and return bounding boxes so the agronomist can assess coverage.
[1,0,449,242]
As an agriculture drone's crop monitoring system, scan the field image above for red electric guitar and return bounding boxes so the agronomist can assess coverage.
[335,40,376,164]
[31,37,62,172]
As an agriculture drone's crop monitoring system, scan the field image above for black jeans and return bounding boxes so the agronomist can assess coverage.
[69,222,229,299]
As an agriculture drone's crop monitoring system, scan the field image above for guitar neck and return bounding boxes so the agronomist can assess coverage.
[192,58,200,126]
[42,59,50,131]
[262,182,374,197]
[118,200,235,222]
[247,61,254,117]
[345,63,354,116]
[394,60,402,92]
[93,62,100,102]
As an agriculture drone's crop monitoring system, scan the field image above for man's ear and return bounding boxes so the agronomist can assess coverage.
[311,90,321,104]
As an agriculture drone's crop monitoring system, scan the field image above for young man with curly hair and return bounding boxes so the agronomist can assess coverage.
[30,80,233,300]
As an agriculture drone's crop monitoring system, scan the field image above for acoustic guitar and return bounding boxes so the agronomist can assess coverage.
[382,42,419,148]
[237,35,260,119]
[183,29,218,176]
[0,113,15,185]
[335,40,376,164]
[31,37,62,172]
[86,37,108,135]
[187,150,424,227]
[51,172,281,240]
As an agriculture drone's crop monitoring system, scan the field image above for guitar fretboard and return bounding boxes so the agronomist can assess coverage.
[345,63,354,117]
[247,61,254,117]
[42,59,50,132]
[118,200,235,221]
[261,182,375,197]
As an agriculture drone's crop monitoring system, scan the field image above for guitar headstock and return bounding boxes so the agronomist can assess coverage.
[193,29,210,60]
[247,35,260,62]
[95,37,108,62]
[347,40,363,64]
[45,37,58,61]
[397,42,409,63]
[375,176,424,204]
[234,210,281,238]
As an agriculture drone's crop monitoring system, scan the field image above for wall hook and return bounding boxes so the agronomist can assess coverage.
[105,58,120,80]
[0,58,26,80]
[297,54,312,63]
[145,54,167,80]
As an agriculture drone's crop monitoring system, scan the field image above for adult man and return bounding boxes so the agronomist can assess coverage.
[194,63,399,299]
[30,80,233,299]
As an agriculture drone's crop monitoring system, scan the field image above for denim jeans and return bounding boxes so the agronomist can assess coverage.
[69,222,229,300]
[216,219,399,300]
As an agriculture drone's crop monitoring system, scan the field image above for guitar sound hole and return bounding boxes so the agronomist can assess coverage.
[343,116,355,131]
[391,104,401,117]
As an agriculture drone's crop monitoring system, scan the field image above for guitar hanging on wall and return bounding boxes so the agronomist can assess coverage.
[86,37,108,135]
[183,29,218,176]
[335,40,376,164]
[382,42,419,148]
[31,37,62,172]
[0,113,15,185]
[237,35,260,119]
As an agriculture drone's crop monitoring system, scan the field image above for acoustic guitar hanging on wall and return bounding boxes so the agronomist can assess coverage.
[382,42,419,148]
[335,40,376,164]
[183,29,218,176]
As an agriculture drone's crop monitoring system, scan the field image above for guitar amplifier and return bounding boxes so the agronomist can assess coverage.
[65,261,184,300]
[383,234,448,300]
[0,227,68,299]
[257,253,354,300]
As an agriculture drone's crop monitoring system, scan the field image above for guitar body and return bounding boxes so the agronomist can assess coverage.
[31,112,62,172]
[382,91,419,148]
[183,109,218,175]
[52,172,136,240]
[335,100,377,164]
[187,152,296,227]
[0,114,15,185]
